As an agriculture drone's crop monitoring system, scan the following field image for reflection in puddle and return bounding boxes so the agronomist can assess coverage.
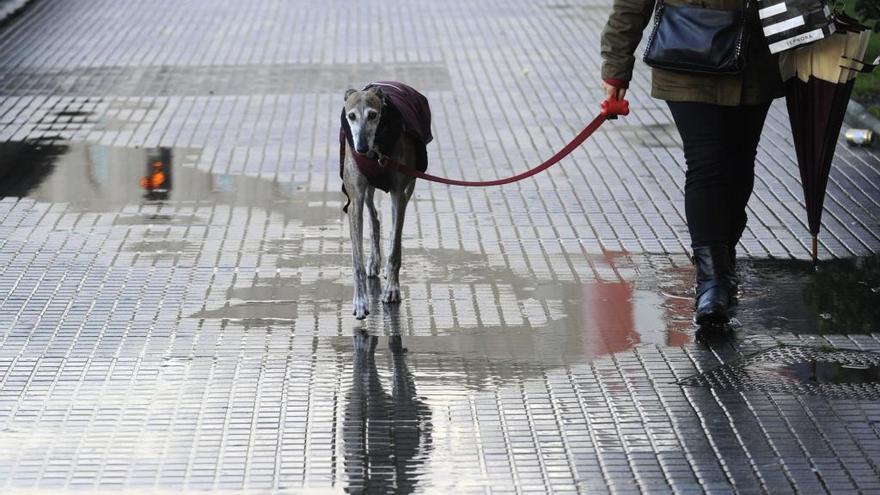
[344,327,431,494]
[193,301,298,322]
[678,345,880,399]
[0,141,69,197]
[0,140,339,225]
[735,257,880,334]
[203,253,696,366]
[0,141,196,207]
[140,147,172,200]
[776,361,880,385]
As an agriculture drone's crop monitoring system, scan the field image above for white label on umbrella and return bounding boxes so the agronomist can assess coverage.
[764,15,806,37]
[759,3,787,19]
[768,28,826,54]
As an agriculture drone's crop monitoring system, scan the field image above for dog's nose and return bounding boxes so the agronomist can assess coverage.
[355,145,369,154]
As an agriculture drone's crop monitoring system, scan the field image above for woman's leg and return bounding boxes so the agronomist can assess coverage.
[667,101,733,248]
[724,103,772,253]
[667,101,745,325]
[667,101,771,250]
[667,100,773,325]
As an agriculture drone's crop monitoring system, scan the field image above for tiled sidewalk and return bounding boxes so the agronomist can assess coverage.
[0,0,879,493]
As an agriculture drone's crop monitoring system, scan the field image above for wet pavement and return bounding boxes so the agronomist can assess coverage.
[1,0,880,493]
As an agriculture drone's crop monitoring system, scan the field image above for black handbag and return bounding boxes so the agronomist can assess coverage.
[643,0,749,75]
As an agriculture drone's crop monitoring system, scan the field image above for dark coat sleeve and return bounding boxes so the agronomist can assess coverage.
[600,0,657,83]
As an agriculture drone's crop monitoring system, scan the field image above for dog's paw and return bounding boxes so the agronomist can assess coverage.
[382,283,402,304]
[367,256,382,278]
[352,295,370,320]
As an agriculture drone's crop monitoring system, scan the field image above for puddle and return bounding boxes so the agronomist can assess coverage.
[192,301,298,322]
[0,141,197,205]
[0,140,339,226]
[306,265,696,395]
[0,139,342,270]
[680,345,880,399]
[776,361,880,385]
[200,251,695,364]
[735,257,880,334]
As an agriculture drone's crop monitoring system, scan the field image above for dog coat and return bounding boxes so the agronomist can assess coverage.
[339,81,432,212]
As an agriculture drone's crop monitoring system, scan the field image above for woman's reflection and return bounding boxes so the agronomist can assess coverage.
[343,309,432,494]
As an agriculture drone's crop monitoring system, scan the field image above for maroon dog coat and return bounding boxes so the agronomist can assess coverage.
[339,82,432,212]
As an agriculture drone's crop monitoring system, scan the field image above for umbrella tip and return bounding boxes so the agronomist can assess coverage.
[811,236,819,269]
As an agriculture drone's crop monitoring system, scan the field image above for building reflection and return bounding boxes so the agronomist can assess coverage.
[579,251,692,359]
[343,308,432,494]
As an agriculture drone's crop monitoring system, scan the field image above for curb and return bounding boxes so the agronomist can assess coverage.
[0,0,31,24]
[845,98,880,147]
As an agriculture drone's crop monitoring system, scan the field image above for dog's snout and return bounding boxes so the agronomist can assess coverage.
[355,137,369,154]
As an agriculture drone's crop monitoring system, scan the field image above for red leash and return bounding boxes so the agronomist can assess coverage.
[378,99,630,187]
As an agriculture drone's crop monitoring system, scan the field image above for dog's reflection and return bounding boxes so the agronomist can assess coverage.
[343,313,432,494]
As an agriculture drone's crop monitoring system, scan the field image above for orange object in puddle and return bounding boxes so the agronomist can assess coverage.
[140,161,167,190]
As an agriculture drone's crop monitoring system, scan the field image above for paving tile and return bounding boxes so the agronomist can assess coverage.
[0,0,879,494]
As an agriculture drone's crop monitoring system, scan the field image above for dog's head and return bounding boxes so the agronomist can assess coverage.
[344,86,384,156]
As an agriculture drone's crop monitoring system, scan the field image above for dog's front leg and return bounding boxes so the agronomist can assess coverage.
[382,185,410,303]
[365,187,382,278]
[348,185,370,320]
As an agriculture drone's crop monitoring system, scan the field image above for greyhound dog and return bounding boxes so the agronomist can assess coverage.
[339,82,432,320]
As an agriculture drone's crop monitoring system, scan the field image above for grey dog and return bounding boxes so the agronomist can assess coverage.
[339,83,432,320]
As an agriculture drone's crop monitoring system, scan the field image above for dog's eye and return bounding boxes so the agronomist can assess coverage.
[347,113,356,121]
[366,112,377,121]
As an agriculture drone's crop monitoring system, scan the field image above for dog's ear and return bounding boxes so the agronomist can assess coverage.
[368,86,384,101]
[344,88,357,101]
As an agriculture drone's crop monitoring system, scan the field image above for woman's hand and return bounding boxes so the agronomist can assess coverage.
[603,81,627,101]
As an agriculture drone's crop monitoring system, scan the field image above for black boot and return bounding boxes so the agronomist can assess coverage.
[692,245,735,326]
[727,243,739,299]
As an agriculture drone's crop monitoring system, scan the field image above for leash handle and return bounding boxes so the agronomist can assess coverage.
[601,98,630,120]
[379,98,629,187]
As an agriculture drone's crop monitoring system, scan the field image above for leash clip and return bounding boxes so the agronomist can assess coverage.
[378,154,390,168]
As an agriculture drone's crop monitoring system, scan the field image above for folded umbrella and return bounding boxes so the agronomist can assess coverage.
[778,17,875,266]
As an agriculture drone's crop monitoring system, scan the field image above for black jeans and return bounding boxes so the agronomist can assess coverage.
[667,101,771,249]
